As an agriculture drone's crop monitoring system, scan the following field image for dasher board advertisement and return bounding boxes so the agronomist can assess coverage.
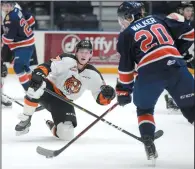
[44,32,120,65]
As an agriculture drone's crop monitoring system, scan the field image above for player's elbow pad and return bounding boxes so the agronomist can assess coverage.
[35,66,50,77]
[96,93,112,106]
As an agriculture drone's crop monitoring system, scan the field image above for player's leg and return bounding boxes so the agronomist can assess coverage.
[30,47,38,66]
[45,103,76,141]
[1,62,12,107]
[1,44,14,63]
[42,93,77,141]
[24,46,38,76]
[24,64,32,77]
[33,78,76,141]
[164,65,194,111]
[133,75,164,160]
[15,78,46,135]
[164,91,179,110]
[26,47,39,76]
[166,66,195,124]
[13,45,34,91]
[1,45,13,107]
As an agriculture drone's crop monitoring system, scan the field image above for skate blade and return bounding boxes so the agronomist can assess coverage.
[148,157,156,167]
[2,105,12,108]
[16,128,29,136]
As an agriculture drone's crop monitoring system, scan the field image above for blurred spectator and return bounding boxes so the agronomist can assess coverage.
[54,1,99,30]
[151,1,181,15]
[177,1,194,23]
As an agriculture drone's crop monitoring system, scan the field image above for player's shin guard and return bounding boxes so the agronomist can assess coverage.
[56,121,74,141]
[24,66,32,79]
[17,72,30,91]
[15,98,38,135]
[137,113,158,160]
[138,114,156,139]
[46,120,74,141]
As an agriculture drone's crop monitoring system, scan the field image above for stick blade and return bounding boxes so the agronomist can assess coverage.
[154,130,164,140]
[36,146,56,158]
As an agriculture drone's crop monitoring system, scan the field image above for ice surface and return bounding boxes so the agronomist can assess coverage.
[2,74,194,169]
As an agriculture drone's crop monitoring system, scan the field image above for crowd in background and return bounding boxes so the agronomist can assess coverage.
[17,1,194,31]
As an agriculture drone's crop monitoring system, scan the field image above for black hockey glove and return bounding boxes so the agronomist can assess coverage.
[30,70,46,91]
[1,63,8,78]
[184,53,194,62]
[96,85,115,105]
[115,81,132,106]
[183,51,195,69]
[100,85,116,100]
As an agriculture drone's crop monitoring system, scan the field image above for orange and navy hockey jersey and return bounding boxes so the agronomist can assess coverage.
[2,7,35,51]
[117,13,194,91]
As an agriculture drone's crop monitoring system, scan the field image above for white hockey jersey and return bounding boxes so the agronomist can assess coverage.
[45,53,105,101]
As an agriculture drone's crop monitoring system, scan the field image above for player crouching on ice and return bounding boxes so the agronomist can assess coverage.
[115,1,194,163]
[15,40,115,140]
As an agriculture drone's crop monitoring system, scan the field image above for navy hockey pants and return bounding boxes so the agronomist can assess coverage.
[133,65,194,137]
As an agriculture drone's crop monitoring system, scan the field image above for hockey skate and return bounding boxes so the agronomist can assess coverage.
[45,120,58,138]
[142,135,158,166]
[1,95,12,107]
[46,120,55,131]
[164,94,179,110]
[15,116,32,136]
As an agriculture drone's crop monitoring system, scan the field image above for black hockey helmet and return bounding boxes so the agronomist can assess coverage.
[75,40,93,53]
[178,1,193,9]
[1,1,16,5]
[177,1,194,20]
[117,1,144,21]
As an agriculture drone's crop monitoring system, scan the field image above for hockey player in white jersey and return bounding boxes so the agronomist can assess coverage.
[15,40,115,140]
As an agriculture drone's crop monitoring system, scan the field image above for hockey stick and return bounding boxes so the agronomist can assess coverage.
[2,93,23,107]
[2,93,44,112]
[43,88,164,142]
[36,102,119,158]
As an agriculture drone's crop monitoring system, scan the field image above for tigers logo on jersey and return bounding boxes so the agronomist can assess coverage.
[64,75,82,95]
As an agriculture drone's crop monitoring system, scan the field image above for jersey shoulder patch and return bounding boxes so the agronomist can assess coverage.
[166,13,185,22]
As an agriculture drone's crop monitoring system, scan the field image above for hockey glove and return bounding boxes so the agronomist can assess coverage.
[183,52,194,62]
[115,82,132,106]
[1,63,8,78]
[183,51,195,69]
[100,85,116,100]
[97,85,115,105]
[30,70,46,91]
